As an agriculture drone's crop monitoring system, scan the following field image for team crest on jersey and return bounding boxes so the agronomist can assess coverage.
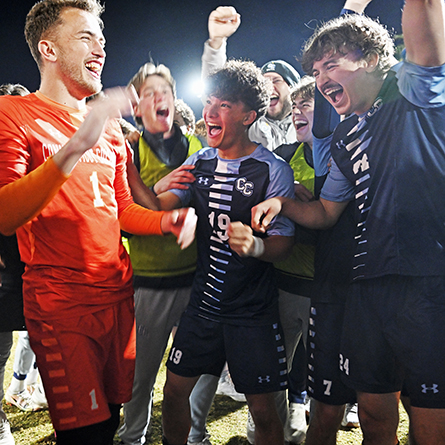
[236,177,254,196]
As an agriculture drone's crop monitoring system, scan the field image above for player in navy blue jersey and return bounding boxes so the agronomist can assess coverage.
[252,1,445,444]
[157,60,295,445]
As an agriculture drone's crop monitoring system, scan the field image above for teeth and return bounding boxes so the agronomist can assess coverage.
[85,62,100,72]
[324,87,339,95]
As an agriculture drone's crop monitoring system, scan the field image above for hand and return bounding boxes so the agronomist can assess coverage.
[153,165,195,195]
[227,221,255,257]
[54,86,139,174]
[208,6,241,49]
[251,197,283,233]
[342,0,373,14]
[294,183,315,202]
[161,207,197,249]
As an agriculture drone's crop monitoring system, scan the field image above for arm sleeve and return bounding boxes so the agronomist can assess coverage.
[395,61,445,108]
[319,158,355,202]
[201,39,227,79]
[119,202,165,236]
[0,157,69,236]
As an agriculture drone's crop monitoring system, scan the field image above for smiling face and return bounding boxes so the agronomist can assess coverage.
[312,51,379,116]
[292,96,314,146]
[203,95,255,158]
[135,75,175,135]
[263,72,292,121]
[51,8,106,99]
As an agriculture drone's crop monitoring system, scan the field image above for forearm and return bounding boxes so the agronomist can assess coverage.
[126,162,160,210]
[280,197,340,230]
[0,157,68,236]
[202,40,227,78]
[259,236,293,263]
[119,203,164,236]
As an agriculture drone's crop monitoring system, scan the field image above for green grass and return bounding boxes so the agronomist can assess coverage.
[3,333,410,444]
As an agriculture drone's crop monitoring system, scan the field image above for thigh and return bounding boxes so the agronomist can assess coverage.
[340,279,404,395]
[225,321,288,395]
[393,276,445,408]
[166,310,226,378]
[27,299,134,431]
[308,302,356,405]
[279,290,311,363]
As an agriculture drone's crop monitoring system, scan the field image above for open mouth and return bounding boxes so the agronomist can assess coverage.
[156,107,170,118]
[323,85,343,104]
[207,123,222,138]
[85,61,102,79]
[270,96,279,107]
[294,119,308,131]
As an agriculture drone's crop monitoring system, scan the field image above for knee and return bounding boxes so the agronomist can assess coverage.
[310,402,344,430]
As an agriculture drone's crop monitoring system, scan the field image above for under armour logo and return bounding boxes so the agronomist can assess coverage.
[421,384,439,394]
[336,140,346,150]
[258,375,271,384]
[197,177,209,186]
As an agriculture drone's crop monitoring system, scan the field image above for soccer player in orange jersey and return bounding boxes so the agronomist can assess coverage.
[0,1,194,444]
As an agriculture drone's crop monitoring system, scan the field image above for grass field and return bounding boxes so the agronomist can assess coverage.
[3,333,410,444]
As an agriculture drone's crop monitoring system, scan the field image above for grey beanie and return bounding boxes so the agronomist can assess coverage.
[261,60,300,88]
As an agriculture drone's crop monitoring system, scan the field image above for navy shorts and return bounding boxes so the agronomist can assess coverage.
[341,275,445,409]
[307,302,356,405]
[166,310,288,394]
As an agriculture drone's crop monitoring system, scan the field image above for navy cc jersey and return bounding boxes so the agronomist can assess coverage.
[171,144,295,326]
[321,61,445,280]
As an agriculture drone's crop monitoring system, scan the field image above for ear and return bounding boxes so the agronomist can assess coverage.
[133,102,141,117]
[243,110,257,127]
[365,53,380,73]
[38,40,57,63]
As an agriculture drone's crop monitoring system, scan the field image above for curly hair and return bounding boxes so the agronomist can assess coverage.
[0,83,30,97]
[25,0,104,67]
[204,59,272,123]
[175,98,195,133]
[290,75,315,103]
[301,14,395,79]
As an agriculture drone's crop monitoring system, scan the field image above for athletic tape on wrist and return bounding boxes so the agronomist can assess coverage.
[250,236,265,258]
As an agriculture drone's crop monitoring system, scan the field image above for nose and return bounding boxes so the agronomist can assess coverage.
[93,40,106,58]
[205,103,218,118]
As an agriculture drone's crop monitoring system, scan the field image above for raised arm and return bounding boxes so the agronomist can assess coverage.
[53,87,137,174]
[0,87,137,236]
[202,6,240,78]
[402,0,445,66]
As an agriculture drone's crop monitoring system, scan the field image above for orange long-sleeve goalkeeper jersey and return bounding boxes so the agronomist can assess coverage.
[0,92,161,320]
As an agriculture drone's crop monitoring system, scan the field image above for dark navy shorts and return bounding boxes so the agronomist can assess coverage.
[166,310,288,394]
[307,302,356,405]
[341,275,445,409]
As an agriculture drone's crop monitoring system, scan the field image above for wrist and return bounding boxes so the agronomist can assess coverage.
[247,236,265,258]
[208,36,226,49]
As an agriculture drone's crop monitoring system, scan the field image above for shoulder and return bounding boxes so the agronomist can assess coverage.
[273,142,300,163]
[394,60,445,108]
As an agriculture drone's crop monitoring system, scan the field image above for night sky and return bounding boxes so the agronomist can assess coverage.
[0,0,403,119]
